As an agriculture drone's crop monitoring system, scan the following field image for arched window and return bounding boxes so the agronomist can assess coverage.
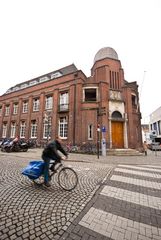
[112,111,122,118]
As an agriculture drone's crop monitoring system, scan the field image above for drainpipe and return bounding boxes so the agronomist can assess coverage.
[73,83,77,146]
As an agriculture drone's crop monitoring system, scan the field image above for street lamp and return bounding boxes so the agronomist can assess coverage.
[44,112,51,144]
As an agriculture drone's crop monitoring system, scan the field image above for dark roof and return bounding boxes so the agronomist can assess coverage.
[5,64,78,94]
[59,64,78,75]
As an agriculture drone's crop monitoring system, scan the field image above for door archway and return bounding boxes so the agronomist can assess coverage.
[111,111,124,148]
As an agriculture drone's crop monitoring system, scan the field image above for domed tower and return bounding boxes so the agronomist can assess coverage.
[89,47,142,151]
[91,47,127,149]
[94,47,119,62]
[91,47,124,88]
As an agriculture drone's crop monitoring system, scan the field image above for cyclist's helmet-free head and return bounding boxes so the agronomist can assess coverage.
[55,136,63,144]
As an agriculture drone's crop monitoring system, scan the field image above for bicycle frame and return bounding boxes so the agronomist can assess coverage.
[33,161,78,191]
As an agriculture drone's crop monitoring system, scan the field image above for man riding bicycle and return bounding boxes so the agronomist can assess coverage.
[42,136,68,187]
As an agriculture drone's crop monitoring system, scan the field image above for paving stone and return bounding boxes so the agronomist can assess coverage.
[1,150,161,240]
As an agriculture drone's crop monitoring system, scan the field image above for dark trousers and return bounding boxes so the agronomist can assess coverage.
[43,157,58,183]
[43,158,51,183]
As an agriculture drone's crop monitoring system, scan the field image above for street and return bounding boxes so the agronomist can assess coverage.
[0,149,161,239]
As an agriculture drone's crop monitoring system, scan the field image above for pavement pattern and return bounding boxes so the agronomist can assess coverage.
[0,149,161,239]
[62,162,161,240]
[0,151,112,240]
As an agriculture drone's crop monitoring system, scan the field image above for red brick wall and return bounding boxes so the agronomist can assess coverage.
[0,60,143,150]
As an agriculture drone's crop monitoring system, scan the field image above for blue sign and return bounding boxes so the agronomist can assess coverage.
[102,126,106,132]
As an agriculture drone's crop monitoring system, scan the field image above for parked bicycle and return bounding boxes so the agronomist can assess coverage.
[66,143,79,153]
[80,142,97,154]
[22,160,78,191]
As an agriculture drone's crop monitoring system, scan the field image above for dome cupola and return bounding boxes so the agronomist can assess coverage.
[94,47,118,62]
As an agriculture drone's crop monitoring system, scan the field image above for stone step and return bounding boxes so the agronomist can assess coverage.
[106,149,143,156]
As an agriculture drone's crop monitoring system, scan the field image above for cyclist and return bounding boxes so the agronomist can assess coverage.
[42,136,68,187]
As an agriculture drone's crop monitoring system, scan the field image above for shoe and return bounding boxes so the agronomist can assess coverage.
[44,182,51,187]
[50,165,56,173]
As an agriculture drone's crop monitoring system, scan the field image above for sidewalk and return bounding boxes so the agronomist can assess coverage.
[2,147,160,164]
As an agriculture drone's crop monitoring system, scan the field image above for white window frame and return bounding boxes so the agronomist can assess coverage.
[22,101,28,113]
[45,96,53,110]
[31,120,37,138]
[5,105,10,116]
[60,92,69,111]
[2,123,7,138]
[43,117,51,138]
[33,99,40,112]
[29,80,37,86]
[12,87,19,91]
[39,76,49,83]
[51,72,62,79]
[20,83,28,89]
[88,124,93,140]
[59,117,68,139]
[20,121,26,138]
[13,104,18,115]
[10,122,16,138]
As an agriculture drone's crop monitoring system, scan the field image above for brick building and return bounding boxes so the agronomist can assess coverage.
[0,47,142,150]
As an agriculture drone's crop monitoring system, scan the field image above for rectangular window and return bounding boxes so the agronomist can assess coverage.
[117,72,120,89]
[29,80,37,86]
[5,105,10,116]
[59,92,69,111]
[59,117,68,139]
[158,120,161,135]
[45,96,53,110]
[20,121,26,138]
[88,124,93,140]
[0,106,2,115]
[2,123,7,138]
[112,71,114,89]
[39,76,49,83]
[43,117,51,138]
[109,71,120,90]
[84,88,97,102]
[31,120,37,138]
[22,101,28,113]
[13,104,18,115]
[131,94,137,106]
[33,99,40,112]
[109,71,112,89]
[20,83,28,89]
[10,122,16,138]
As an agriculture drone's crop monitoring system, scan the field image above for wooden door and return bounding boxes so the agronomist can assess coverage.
[111,121,124,148]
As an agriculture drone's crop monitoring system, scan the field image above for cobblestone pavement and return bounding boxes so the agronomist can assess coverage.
[0,150,112,240]
[0,149,161,240]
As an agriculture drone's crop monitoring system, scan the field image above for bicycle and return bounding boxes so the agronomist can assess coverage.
[33,161,78,191]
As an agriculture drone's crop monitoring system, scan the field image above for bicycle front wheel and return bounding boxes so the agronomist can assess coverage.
[58,167,78,191]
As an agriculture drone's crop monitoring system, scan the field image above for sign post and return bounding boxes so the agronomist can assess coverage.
[101,126,106,156]
[97,124,100,159]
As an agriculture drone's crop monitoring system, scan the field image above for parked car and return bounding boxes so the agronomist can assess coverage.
[148,142,161,151]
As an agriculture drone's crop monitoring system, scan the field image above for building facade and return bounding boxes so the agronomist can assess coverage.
[0,47,143,149]
[142,124,150,144]
[149,106,161,143]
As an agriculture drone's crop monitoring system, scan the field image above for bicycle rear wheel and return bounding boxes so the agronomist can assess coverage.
[58,167,78,191]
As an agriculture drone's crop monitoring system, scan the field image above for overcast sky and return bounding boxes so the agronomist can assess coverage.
[0,0,161,123]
